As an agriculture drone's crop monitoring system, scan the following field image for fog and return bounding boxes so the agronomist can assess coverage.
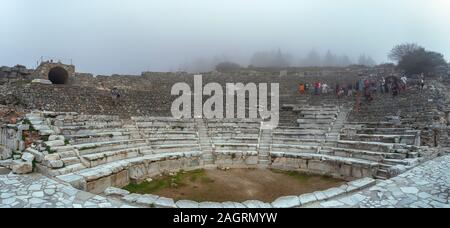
[1,0,449,75]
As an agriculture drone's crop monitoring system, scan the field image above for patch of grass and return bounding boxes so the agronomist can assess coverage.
[64,139,70,145]
[123,169,213,194]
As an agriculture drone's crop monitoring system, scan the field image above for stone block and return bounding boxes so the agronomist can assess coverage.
[12,160,33,174]
[271,196,300,208]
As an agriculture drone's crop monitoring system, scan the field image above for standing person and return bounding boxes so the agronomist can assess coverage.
[343,84,348,97]
[355,79,362,112]
[380,77,386,93]
[322,83,328,94]
[420,78,425,90]
[401,75,408,91]
[347,83,353,96]
[298,83,305,94]
[314,82,320,95]
[364,79,373,103]
[419,73,425,90]
[384,77,390,93]
[392,78,400,97]
[111,87,121,104]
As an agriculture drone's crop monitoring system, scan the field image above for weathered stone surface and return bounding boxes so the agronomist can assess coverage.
[154,197,176,208]
[21,152,35,163]
[222,202,246,208]
[0,146,12,160]
[198,202,223,208]
[31,79,52,85]
[12,160,33,174]
[49,135,65,141]
[104,187,130,197]
[44,140,65,148]
[176,200,199,208]
[299,193,317,205]
[135,194,159,206]
[25,148,44,163]
[271,196,300,208]
[47,160,64,169]
[242,200,272,208]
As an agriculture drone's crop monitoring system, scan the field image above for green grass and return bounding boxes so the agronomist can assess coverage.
[123,169,214,194]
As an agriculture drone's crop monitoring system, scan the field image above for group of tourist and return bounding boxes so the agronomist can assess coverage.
[298,74,426,112]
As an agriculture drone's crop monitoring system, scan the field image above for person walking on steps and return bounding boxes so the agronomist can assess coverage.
[111,87,121,104]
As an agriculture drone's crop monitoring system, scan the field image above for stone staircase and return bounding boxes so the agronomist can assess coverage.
[195,118,214,166]
[327,106,349,142]
[258,127,273,167]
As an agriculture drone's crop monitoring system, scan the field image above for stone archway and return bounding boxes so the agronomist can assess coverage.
[48,67,69,84]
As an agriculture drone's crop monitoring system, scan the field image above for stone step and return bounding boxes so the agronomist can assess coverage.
[61,157,82,166]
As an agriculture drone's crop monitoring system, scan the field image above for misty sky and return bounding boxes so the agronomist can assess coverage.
[1,0,449,75]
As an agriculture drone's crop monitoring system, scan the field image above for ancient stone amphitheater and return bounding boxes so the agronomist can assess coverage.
[0,63,449,208]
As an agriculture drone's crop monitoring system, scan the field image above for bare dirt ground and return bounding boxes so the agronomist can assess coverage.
[125,168,346,202]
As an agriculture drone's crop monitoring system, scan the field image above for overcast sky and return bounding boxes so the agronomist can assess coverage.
[1,0,449,75]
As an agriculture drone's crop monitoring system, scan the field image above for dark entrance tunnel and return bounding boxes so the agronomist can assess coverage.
[48,67,69,84]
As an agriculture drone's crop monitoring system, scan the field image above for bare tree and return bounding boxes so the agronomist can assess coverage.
[388,43,423,62]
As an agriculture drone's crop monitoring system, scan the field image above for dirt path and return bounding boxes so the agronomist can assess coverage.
[127,169,346,202]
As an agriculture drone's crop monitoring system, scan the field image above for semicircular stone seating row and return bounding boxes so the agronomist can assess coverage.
[24,103,422,194]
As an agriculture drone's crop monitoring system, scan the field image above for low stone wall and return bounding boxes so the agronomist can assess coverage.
[104,177,377,208]
[270,156,378,180]
[214,152,259,168]
[56,154,203,194]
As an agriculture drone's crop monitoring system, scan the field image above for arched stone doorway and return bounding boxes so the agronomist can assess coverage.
[48,67,69,84]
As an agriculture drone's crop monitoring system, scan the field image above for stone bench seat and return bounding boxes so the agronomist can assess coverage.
[337,140,396,153]
[321,147,406,162]
[210,133,259,139]
[74,139,148,155]
[355,128,417,134]
[213,143,258,150]
[295,124,333,130]
[270,152,379,168]
[58,124,124,131]
[271,138,331,146]
[206,126,261,131]
[146,137,199,145]
[273,131,326,137]
[139,129,197,134]
[341,134,416,145]
[140,144,201,154]
[274,129,327,134]
[131,117,195,122]
[213,150,258,156]
[81,148,141,168]
[136,123,197,129]
[297,118,335,123]
[271,144,320,153]
[211,137,258,144]
[301,114,337,119]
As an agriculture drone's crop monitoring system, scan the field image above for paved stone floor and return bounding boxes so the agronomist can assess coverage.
[308,154,450,208]
[0,173,133,208]
[0,154,449,208]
